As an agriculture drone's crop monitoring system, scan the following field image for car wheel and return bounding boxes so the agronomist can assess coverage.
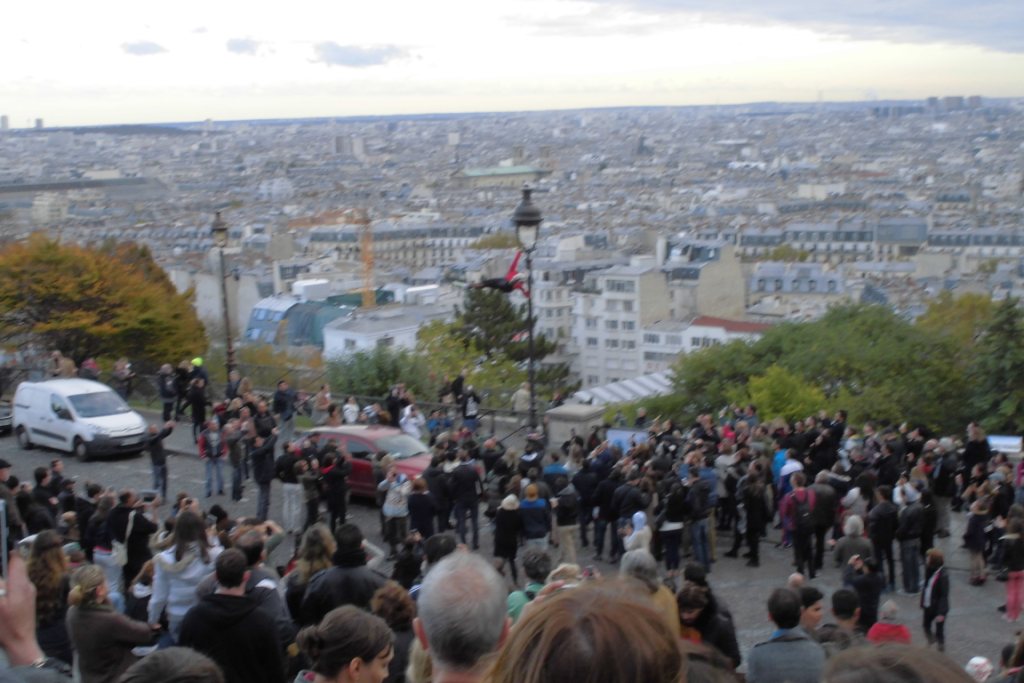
[73,437,90,462]
[16,426,33,450]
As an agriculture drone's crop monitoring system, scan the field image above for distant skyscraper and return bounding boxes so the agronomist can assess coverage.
[0,115,8,130]
[967,95,983,109]
[34,118,43,129]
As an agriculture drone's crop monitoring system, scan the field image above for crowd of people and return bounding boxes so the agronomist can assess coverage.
[2,361,1023,683]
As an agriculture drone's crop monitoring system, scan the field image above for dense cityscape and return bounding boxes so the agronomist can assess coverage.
[2,97,1023,399]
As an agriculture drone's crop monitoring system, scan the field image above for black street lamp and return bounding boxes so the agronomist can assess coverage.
[512,184,542,431]
[210,211,236,377]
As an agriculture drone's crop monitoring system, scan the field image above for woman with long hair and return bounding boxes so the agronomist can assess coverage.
[27,530,73,664]
[285,523,337,621]
[84,493,122,595]
[66,564,157,683]
[147,510,219,642]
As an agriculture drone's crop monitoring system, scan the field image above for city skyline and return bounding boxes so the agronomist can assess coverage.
[2,0,1023,127]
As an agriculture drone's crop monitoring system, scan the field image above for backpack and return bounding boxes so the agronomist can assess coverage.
[794,491,815,534]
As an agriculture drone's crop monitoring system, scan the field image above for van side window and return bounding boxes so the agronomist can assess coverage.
[51,395,70,418]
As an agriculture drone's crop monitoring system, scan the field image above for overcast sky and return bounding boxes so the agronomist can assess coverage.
[1,0,1021,126]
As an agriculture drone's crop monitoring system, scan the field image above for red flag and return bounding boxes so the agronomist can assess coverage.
[504,250,530,298]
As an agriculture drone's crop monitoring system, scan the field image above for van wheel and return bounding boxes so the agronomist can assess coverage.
[73,438,90,462]
[16,426,33,450]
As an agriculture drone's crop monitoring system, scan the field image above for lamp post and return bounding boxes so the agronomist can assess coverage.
[512,184,542,431]
[211,211,236,377]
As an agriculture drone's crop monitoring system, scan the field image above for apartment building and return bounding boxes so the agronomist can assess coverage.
[571,263,670,388]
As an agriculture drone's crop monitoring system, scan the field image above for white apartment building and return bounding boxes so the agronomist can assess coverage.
[322,305,452,358]
[571,264,670,388]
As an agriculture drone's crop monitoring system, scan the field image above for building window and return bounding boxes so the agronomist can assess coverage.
[606,279,635,293]
[622,300,634,312]
[624,340,636,349]
[605,320,619,330]
[605,339,619,348]
[623,321,635,330]
[606,300,620,312]
[377,337,394,348]
[643,333,660,344]
[586,337,598,347]
[691,338,701,348]
[344,339,356,349]
[585,317,597,329]
[666,335,682,346]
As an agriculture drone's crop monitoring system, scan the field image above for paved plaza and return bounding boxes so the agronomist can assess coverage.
[0,411,1013,672]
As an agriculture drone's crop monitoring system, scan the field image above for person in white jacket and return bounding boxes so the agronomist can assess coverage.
[400,404,427,441]
[148,510,222,642]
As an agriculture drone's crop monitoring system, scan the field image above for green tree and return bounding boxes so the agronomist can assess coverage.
[0,235,206,368]
[416,320,526,395]
[671,304,971,432]
[746,364,826,423]
[968,298,1024,433]
[326,345,432,399]
[455,288,572,399]
[915,291,993,369]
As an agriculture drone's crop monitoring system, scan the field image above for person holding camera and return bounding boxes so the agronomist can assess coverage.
[378,466,412,559]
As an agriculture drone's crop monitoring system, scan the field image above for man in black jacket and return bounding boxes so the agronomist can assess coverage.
[179,549,285,683]
[610,472,648,562]
[868,485,900,591]
[250,433,277,522]
[450,449,483,550]
[896,482,924,594]
[592,469,624,562]
[300,523,387,626]
[144,421,175,500]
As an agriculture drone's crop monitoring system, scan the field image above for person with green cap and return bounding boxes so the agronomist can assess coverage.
[190,357,209,385]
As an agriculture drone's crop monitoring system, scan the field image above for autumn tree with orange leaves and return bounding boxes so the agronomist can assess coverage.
[0,235,206,368]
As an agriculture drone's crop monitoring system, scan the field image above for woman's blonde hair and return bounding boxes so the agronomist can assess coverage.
[68,564,107,607]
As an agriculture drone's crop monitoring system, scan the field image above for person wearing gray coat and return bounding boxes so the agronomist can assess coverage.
[746,588,826,683]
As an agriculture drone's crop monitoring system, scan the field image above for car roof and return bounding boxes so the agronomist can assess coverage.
[20,379,115,395]
[305,425,406,440]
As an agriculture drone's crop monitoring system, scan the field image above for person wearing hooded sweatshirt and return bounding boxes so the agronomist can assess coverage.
[178,549,285,683]
[148,511,220,643]
[622,511,652,553]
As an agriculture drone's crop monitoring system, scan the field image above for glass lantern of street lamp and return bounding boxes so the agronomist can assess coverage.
[211,211,228,249]
[512,184,542,250]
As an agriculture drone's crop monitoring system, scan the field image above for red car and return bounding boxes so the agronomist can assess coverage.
[301,425,432,499]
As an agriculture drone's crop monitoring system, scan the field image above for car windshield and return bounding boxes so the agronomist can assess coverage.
[68,392,132,418]
[376,434,429,460]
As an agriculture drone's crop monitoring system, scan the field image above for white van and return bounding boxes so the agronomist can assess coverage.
[13,379,148,461]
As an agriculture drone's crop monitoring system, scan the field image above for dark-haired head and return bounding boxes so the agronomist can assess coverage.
[767,588,802,630]
[297,606,393,681]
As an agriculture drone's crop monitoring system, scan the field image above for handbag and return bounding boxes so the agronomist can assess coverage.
[111,510,136,567]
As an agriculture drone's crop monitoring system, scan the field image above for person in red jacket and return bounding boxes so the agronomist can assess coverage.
[198,419,228,498]
[867,601,912,644]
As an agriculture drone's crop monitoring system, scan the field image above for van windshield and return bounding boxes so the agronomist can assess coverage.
[68,392,132,418]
